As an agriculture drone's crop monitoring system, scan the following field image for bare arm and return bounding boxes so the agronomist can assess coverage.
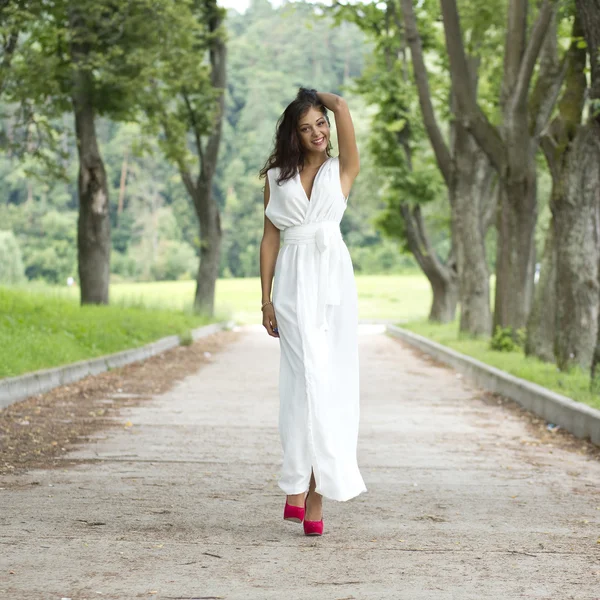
[260,176,280,338]
[316,91,359,198]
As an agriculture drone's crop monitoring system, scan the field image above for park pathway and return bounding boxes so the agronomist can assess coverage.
[1,326,600,599]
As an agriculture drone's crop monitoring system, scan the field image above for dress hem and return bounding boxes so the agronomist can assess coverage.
[278,482,367,503]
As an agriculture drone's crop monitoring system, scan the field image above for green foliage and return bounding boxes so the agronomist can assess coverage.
[150,240,197,282]
[0,203,77,283]
[331,0,447,258]
[0,285,213,378]
[0,0,412,284]
[0,231,25,284]
[138,0,222,171]
[490,325,527,352]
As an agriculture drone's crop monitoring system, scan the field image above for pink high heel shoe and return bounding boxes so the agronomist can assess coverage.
[283,499,305,523]
[303,492,324,536]
[303,517,324,536]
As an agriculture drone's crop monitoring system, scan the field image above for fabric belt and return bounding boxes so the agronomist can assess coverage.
[283,221,343,331]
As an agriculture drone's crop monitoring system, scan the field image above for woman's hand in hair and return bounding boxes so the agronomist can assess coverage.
[314,91,360,196]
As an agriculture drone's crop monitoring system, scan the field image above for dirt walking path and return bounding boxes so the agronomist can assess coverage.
[1,326,599,600]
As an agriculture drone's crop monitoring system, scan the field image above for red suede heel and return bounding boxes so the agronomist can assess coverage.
[303,518,324,536]
[303,491,324,536]
[283,501,305,523]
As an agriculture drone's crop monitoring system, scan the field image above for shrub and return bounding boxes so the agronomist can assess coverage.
[150,240,197,281]
[490,326,526,353]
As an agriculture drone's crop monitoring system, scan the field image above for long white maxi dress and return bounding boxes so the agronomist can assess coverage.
[265,155,367,502]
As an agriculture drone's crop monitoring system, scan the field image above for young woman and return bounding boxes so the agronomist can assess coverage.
[259,88,366,537]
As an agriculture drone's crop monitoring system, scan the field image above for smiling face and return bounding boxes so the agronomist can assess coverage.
[297,106,330,154]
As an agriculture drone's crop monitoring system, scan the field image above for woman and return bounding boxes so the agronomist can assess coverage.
[259,88,366,537]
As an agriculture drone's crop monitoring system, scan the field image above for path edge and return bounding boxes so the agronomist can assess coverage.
[0,322,231,409]
[386,324,600,445]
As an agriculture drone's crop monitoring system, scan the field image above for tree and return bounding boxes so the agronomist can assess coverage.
[439,0,563,331]
[8,0,194,304]
[527,14,599,372]
[401,0,497,334]
[332,0,459,322]
[142,0,226,315]
[573,0,600,382]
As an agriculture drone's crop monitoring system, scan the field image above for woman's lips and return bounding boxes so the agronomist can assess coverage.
[312,136,325,146]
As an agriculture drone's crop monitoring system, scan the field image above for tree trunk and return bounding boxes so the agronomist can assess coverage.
[429,268,459,322]
[525,216,556,361]
[493,164,537,330]
[70,19,110,305]
[117,147,128,220]
[575,0,600,387]
[192,0,226,315]
[451,122,492,336]
[554,123,600,370]
[399,204,458,323]
[402,0,493,335]
[439,0,559,331]
[531,12,597,371]
[193,181,222,315]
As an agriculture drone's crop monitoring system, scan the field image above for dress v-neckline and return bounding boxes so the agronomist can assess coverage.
[297,157,330,203]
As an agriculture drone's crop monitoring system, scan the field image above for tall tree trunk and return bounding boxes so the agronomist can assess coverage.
[530,13,600,371]
[401,0,492,334]
[575,0,600,385]
[493,164,537,330]
[525,216,556,361]
[553,125,600,370]
[440,0,560,330]
[193,180,222,315]
[451,122,493,335]
[117,147,128,221]
[70,16,110,305]
[400,204,458,323]
[192,0,226,315]
[557,5,600,372]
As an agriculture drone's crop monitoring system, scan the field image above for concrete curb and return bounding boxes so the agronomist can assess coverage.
[386,324,600,445]
[0,322,230,409]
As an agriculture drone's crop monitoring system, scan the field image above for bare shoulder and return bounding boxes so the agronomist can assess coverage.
[263,172,271,209]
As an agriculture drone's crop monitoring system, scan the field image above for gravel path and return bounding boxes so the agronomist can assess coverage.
[1,325,599,600]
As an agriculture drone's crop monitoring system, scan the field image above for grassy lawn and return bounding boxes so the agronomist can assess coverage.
[402,320,600,411]
[1,274,431,378]
[107,274,432,325]
[0,287,213,379]
[23,274,432,325]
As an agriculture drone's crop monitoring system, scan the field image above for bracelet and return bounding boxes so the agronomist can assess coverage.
[261,300,272,310]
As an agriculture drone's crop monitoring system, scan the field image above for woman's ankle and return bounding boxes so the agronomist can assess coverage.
[286,492,305,507]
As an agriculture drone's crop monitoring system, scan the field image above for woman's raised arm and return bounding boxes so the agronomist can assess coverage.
[316,91,359,195]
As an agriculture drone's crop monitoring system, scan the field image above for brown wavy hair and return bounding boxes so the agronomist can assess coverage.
[259,87,332,185]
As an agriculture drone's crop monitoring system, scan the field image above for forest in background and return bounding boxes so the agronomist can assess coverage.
[0,0,425,286]
[2,0,599,384]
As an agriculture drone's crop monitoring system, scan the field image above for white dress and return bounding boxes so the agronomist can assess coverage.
[265,155,367,502]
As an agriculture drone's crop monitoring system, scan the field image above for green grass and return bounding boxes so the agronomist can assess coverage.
[106,274,432,325]
[0,287,214,378]
[17,275,433,325]
[1,274,432,378]
[402,319,600,411]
